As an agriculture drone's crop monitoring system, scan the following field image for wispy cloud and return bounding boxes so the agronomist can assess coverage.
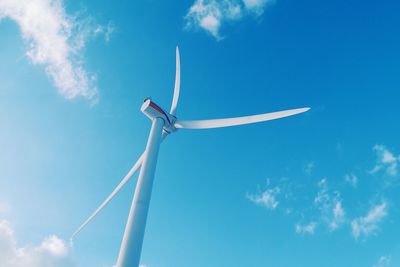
[314,179,346,231]
[185,0,274,39]
[93,22,115,43]
[243,0,273,15]
[351,202,387,240]
[247,186,280,210]
[295,222,316,235]
[249,143,398,240]
[304,161,315,175]
[314,178,330,210]
[0,219,73,267]
[329,201,345,231]
[370,145,399,177]
[373,256,391,267]
[0,0,110,101]
[344,173,358,188]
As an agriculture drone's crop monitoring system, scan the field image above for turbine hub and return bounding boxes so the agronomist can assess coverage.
[141,98,177,133]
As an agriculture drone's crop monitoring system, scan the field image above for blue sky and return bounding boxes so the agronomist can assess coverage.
[0,0,400,266]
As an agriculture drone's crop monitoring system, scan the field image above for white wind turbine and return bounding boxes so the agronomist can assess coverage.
[72,47,310,267]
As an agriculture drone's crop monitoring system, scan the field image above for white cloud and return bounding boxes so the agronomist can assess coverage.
[185,0,230,39]
[351,202,387,239]
[329,201,345,231]
[295,222,316,235]
[0,219,73,267]
[373,256,391,267]
[0,0,106,101]
[370,145,399,177]
[185,0,274,39]
[314,178,330,210]
[314,179,346,231]
[243,0,273,15]
[93,22,115,43]
[247,186,280,210]
[344,173,358,188]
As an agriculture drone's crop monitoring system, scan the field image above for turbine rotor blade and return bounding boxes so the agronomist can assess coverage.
[174,107,310,129]
[71,152,145,239]
[169,46,181,116]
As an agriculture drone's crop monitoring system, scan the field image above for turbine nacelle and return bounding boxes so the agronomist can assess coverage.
[141,98,177,133]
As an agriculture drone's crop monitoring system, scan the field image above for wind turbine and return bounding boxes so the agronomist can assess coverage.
[72,47,310,267]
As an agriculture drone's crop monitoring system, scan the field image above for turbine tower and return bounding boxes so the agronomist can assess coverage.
[72,47,310,267]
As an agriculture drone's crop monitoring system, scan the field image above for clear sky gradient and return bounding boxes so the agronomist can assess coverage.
[0,0,400,267]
